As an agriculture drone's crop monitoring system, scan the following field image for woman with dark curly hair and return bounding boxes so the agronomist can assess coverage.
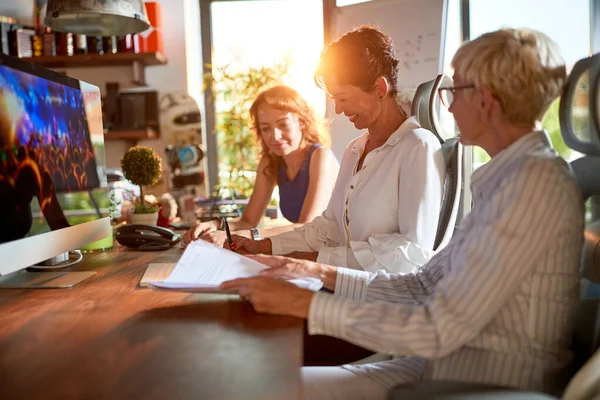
[230,27,445,274]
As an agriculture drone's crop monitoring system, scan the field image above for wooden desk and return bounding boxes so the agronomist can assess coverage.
[0,244,302,400]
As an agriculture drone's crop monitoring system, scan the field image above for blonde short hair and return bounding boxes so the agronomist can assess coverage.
[451,28,566,125]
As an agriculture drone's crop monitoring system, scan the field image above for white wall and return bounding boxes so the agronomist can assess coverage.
[327,0,446,159]
[101,0,193,180]
[183,0,202,104]
[1,0,34,24]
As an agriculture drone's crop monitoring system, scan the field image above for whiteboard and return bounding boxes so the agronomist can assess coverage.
[327,0,447,159]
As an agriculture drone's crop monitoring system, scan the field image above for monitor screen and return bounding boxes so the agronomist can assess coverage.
[0,55,109,246]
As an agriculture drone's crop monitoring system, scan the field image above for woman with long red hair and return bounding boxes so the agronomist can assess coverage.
[183,85,339,246]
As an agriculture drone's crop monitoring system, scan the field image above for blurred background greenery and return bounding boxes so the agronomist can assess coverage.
[211,61,290,200]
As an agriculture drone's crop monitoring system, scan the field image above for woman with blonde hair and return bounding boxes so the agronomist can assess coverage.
[183,85,339,246]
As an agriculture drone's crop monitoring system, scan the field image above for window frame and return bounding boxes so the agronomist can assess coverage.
[455,0,599,220]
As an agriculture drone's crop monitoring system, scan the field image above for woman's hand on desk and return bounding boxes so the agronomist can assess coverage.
[229,235,272,254]
[182,219,220,245]
[220,277,313,319]
[200,230,253,246]
[247,254,338,291]
[200,230,227,246]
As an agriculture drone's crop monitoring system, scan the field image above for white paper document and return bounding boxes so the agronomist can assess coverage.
[147,240,323,293]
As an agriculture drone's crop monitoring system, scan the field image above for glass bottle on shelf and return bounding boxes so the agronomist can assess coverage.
[116,36,126,52]
[87,35,104,55]
[74,34,88,55]
[103,36,118,54]
[118,34,139,53]
[42,27,56,57]
[131,34,140,53]
[56,32,74,56]
[31,31,43,57]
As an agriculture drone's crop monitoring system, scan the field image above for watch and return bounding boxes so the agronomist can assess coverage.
[250,228,261,241]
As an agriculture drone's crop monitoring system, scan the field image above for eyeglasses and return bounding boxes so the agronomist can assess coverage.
[438,84,476,108]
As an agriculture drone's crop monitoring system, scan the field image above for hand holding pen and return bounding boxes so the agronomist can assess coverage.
[221,217,236,251]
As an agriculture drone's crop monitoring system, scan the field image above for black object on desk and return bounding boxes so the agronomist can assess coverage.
[222,217,233,247]
[195,186,245,221]
[115,224,181,251]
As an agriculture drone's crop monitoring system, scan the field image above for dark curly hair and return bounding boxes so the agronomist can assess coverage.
[314,26,400,97]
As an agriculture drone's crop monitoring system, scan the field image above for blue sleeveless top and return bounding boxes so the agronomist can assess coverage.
[278,143,322,223]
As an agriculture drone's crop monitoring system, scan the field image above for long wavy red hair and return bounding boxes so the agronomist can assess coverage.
[249,85,330,179]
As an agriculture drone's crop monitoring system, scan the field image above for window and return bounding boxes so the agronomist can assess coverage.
[209,0,325,200]
[439,0,462,140]
[468,0,592,169]
[440,0,595,219]
[211,0,324,114]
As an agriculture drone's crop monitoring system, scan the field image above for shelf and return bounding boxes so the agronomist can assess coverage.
[104,128,158,142]
[22,51,167,68]
[22,52,166,85]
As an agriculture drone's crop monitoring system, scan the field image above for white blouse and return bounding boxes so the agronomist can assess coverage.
[270,116,445,273]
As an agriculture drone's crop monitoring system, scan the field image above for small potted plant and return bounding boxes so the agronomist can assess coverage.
[120,145,163,225]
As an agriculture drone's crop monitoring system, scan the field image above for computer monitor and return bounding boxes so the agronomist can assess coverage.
[0,53,111,284]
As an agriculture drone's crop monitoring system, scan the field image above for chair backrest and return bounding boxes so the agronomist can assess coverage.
[411,79,438,139]
[411,74,454,144]
[563,267,600,400]
[561,53,600,294]
[434,138,463,251]
[559,53,600,400]
[411,74,463,251]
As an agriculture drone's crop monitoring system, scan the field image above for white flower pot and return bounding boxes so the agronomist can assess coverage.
[131,212,159,226]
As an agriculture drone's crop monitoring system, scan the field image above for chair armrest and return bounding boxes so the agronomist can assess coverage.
[388,381,557,399]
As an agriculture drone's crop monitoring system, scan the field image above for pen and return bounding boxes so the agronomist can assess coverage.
[222,217,233,248]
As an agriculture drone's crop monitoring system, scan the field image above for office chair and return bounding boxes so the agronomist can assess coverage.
[389,54,600,400]
[411,74,463,251]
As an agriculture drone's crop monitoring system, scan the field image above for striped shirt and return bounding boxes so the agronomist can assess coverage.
[308,131,584,394]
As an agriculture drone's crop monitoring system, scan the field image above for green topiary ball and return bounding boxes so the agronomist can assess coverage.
[120,145,162,187]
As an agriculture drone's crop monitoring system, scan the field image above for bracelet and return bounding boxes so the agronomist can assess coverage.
[250,228,261,241]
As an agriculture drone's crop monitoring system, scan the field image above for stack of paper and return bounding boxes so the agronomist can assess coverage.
[147,240,323,293]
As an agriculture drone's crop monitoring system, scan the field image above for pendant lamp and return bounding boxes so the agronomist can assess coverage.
[44,0,150,36]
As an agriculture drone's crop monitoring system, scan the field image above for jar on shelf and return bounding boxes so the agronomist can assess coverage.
[56,32,74,56]
[103,36,118,54]
[31,32,43,57]
[87,35,104,55]
[42,28,56,57]
[117,34,139,53]
[74,34,87,55]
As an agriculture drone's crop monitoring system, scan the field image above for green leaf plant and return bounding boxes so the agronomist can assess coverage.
[120,145,163,214]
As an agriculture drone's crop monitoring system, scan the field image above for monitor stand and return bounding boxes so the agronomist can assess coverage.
[0,253,96,288]
[0,270,96,288]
